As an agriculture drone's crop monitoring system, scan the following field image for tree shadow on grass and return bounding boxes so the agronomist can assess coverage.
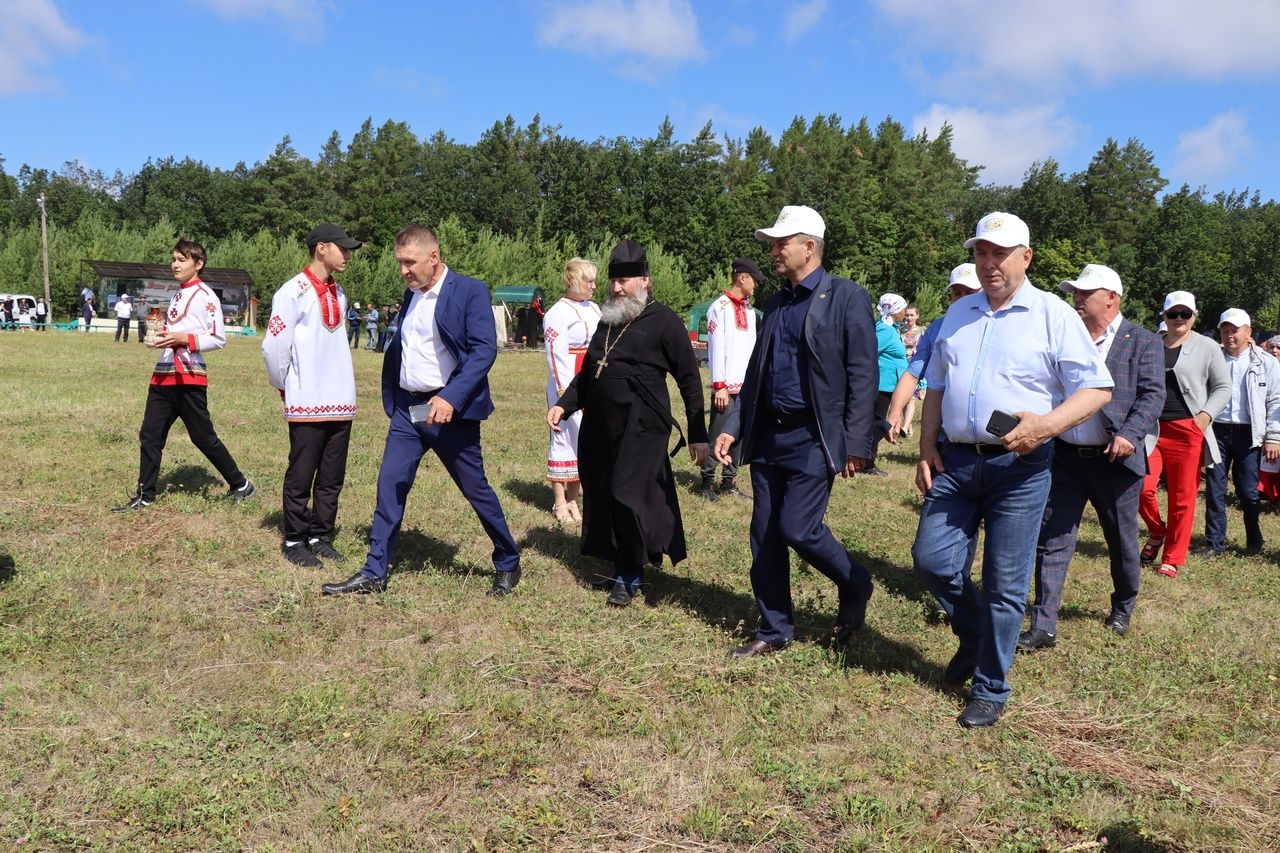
[1094,820,1180,852]
[160,465,221,497]
[502,477,552,512]
[338,525,472,580]
[0,552,15,585]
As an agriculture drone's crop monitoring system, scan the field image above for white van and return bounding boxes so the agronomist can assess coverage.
[1,293,40,327]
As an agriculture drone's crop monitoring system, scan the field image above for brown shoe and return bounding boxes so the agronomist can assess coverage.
[729,638,787,659]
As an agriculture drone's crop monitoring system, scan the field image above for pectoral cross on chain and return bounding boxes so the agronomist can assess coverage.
[594,357,607,379]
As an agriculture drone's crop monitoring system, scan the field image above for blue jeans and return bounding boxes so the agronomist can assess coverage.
[1204,424,1263,551]
[911,442,1054,704]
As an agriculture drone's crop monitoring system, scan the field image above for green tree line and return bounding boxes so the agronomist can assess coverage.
[3,115,1279,330]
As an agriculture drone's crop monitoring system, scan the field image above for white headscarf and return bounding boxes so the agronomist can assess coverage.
[877,293,907,323]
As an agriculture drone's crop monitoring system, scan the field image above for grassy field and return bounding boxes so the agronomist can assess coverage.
[1,331,1278,852]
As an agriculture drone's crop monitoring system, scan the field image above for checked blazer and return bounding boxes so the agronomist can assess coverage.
[1099,318,1166,477]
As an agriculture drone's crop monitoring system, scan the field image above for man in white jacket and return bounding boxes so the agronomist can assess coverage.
[699,258,762,500]
[1203,308,1280,556]
[262,224,361,567]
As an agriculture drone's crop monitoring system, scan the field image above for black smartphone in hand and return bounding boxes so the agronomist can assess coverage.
[985,409,1021,438]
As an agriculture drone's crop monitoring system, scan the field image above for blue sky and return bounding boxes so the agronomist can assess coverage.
[3,0,1278,200]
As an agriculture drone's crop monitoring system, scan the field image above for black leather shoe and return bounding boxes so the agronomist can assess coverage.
[1103,610,1130,636]
[229,480,257,503]
[1198,546,1225,559]
[282,542,322,569]
[833,579,873,646]
[308,540,346,562]
[605,580,634,608]
[698,480,719,501]
[1016,627,1057,652]
[321,573,386,595]
[943,645,979,683]
[1244,540,1264,556]
[487,567,522,598]
[729,638,787,659]
[958,698,1005,728]
[719,482,750,500]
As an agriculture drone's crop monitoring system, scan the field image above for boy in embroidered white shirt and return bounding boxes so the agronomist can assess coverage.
[262,224,361,568]
[700,258,762,499]
[113,240,255,512]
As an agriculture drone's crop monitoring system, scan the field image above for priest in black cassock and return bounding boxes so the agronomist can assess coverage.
[548,239,710,607]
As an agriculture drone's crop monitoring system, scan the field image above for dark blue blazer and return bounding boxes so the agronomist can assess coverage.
[381,269,497,421]
[723,268,879,472]
[1099,318,1166,477]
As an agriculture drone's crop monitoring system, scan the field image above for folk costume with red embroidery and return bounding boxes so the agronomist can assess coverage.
[112,240,254,513]
[543,294,602,483]
[705,288,757,396]
[262,266,357,423]
[262,224,362,567]
[150,277,226,386]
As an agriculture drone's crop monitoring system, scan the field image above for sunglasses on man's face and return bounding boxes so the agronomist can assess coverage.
[1165,310,1194,320]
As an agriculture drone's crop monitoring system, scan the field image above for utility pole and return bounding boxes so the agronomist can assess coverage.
[36,193,51,310]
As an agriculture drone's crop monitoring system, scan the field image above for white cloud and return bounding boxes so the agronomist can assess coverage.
[0,0,88,95]
[1174,111,1255,185]
[538,0,705,80]
[875,0,1280,90]
[784,0,827,45]
[912,103,1082,185]
[194,0,327,35]
[372,66,448,100]
[725,25,756,46]
[692,103,756,134]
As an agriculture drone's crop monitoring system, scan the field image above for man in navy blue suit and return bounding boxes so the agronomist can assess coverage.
[322,224,522,596]
[714,205,878,658]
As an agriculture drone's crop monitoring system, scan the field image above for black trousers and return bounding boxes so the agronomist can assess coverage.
[137,385,245,500]
[115,317,131,341]
[282,421,352,543]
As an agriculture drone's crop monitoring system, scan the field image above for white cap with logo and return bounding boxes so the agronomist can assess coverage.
[963,211,1031,249]
[755,205,826,242]
[949,263,980,289]
[1060,264,1122,295]
[1219,308,1251,327]
[1163,291,1197,313]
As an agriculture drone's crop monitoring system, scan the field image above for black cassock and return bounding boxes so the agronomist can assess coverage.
[556,299,708,569]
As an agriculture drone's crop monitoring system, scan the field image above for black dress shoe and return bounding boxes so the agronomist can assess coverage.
[487,567,522,598]
[1016,627,1057,652]
[1103,610,1130,636]
[958,697,1005,728]
[729,638,787,659]
[943,645,979,683]
[308,540,346,562]
[282,542,322,569]
[605,580,634,608]
[833,579,873,646]
[1244,540,1264,556]
[112,494,153,513]
[321,573,386,596]
[1198,546,1225,559]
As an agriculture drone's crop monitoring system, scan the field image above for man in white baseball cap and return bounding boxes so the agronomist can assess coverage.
[716,204,878,660]
[911,214,1113,728]
[1203,307,1280,557]
[1020,263,1164,654]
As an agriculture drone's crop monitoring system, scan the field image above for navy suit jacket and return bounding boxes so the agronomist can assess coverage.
[723,268,879,473]
[1099,318,1166,477]
[381,269,497,421]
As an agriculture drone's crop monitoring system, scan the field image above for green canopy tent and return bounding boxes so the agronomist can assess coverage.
[492,285,546,347]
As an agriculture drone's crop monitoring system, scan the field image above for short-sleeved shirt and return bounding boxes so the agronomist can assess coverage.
[925,280,1113,444]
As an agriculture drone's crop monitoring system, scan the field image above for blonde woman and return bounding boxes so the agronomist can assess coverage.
[544,258,602,522]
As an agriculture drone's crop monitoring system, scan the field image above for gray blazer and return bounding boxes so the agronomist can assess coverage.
[1166,331,1231,465]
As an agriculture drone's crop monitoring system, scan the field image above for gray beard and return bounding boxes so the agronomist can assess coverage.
[600,291,648,326]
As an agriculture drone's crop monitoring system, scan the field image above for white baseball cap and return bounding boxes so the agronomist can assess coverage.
[949,263,980,289]
[1219,308,1251,327]
[963,211,1031,249]
[1060,264,1122,296]
[755,205,826,241]
[1163,291,1197,313]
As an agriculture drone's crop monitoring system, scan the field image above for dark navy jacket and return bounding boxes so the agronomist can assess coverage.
[723,267,879,472]
[381,270,497,421]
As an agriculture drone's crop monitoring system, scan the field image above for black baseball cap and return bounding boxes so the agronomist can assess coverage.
[306,223,362,250]
[732,258,765,283]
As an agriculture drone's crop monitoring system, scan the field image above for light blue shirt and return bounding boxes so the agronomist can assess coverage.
[1061,312,1124,446]
[925,280,1113,444]
[1215,349,1252,425]
[907,320,941,379]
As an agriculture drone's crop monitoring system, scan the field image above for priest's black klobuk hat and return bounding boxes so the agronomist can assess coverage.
[607,239,649,279]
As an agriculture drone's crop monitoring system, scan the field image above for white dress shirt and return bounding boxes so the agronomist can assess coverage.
[400,265,458,392]
[926,280,1113,444]
[1061,312,1124,446]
